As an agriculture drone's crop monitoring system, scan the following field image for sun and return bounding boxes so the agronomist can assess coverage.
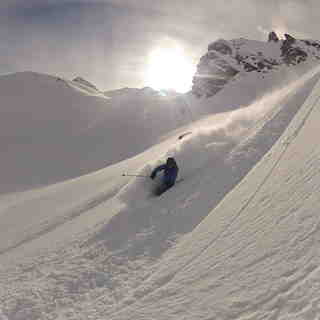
[146,45,195,93]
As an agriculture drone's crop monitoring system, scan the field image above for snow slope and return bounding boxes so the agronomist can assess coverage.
[1,59,317,196]
[0,72,188,194]
[1,63,320,319]
[112,68,320,320]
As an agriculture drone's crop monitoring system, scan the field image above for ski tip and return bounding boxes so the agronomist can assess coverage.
[178,132,192,140]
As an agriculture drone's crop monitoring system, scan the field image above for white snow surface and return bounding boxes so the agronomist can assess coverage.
[0,72,190,194]
[1,64,320,319]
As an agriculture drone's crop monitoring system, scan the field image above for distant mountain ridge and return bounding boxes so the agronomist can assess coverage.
[0,72,188,194]
[105,86,159,98]
[104,87,182,99]
[192,32,320,97]
[73,76,98,91]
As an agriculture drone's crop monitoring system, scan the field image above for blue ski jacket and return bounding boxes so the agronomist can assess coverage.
[150,158,179,187]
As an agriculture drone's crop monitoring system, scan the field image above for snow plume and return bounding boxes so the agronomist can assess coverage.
[115,112,256,210]
[169,69,320,174]
[116,65,320,212]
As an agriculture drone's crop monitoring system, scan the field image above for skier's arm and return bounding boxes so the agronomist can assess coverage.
[150,164,166,179]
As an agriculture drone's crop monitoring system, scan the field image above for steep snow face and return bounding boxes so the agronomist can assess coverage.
[0,67,319,320]
[0,72,188,194]
[193,34,320,97]
[112,68,320,320]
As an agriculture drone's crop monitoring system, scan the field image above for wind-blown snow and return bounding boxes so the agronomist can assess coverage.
[1,65,320,319]
[113,70,320,320]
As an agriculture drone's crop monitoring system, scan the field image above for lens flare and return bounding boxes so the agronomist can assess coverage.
[146,45,195,93]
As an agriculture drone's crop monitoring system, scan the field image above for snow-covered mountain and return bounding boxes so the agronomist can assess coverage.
[2,34,319,195]
[105,87,182,99]
[0,72,189,194]
[1,35,320,320]
[193,32,320,98]
[105,86,158,97]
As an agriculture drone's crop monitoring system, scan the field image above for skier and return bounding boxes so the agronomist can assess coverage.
[150,157,179,195]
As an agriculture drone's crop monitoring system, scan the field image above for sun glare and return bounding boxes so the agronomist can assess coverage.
[146,45,195,93]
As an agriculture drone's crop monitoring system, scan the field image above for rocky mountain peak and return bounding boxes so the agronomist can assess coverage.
[192,33,320,98]
[284,33,296,43]
[280,34,307,65]
[268,31,279,42]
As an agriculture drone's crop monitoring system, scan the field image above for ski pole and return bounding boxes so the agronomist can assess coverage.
[122,173,150,178]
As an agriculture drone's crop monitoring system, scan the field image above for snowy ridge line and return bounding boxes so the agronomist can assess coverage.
[110,75,320,318]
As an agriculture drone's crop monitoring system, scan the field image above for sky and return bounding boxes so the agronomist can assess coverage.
[0,0,319,91]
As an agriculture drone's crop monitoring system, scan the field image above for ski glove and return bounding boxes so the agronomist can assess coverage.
[150,172,156,180]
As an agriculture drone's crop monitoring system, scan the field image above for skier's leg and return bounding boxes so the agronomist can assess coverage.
[154,183,168,196]
[154,182,174,196]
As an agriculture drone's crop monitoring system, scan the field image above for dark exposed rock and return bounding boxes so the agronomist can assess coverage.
[73,77,98,90]
[193,34,320,98]
[281,34,296,57]
[268,31,279,42]
[303,40,320,49]
[284,34,296,43]
[282,46,308,65]
[281,34,308,65]
[242,61,259,72]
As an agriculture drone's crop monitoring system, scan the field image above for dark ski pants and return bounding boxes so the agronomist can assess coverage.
[154,182,174,196]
